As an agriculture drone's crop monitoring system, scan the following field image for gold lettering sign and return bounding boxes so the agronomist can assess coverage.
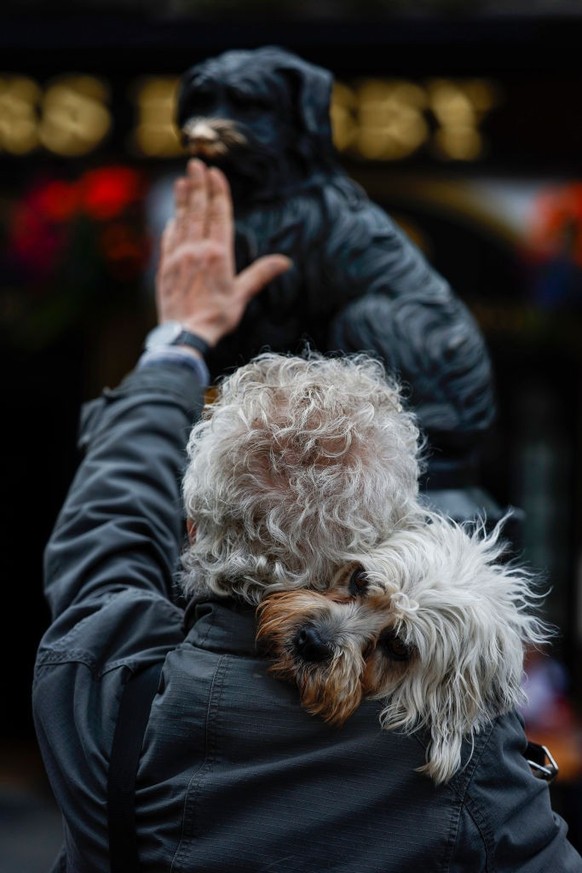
[331,77,500,161]
[39,75,112,156]
[131,76,183,157]
[0,73,500,161]
[0,76,41,154]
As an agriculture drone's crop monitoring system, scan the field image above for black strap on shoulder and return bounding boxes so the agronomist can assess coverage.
[107,661,163,873]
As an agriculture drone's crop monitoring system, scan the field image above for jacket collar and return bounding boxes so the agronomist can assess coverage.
[183,595,259,656]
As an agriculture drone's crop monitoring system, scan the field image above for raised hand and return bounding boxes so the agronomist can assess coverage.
[156,158,292,349]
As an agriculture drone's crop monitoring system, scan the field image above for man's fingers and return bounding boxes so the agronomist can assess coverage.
[161,177,188,253]
[179,159,208,242]
[187,159,208,219]
[159,221,173,259]
[236,255,292,302]
[168,162,229,254]
[174,177,189,215]
[207,166,233,248]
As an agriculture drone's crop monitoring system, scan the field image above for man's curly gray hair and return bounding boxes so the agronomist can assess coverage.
[181,351,424,604]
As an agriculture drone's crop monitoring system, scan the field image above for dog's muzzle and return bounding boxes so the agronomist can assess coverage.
[294,627,333,663]
[181,117,248,159]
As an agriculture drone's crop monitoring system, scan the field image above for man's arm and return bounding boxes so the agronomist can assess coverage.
[43,159,291,620]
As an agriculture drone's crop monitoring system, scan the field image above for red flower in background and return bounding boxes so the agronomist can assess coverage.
[3,164,152,347]
[34,179,79,222]
[8,165,148,285]
[80,166,143,220]
[9,181,76,284]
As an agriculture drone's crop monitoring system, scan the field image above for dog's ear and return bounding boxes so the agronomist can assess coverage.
[251,46,333,139]
[421,608,530,784]
[419,630,517,784]
[249,47,334,147]
[420,519,551,783]
[280,62,334,141]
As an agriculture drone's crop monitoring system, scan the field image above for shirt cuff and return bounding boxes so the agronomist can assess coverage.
[137,347,210,387]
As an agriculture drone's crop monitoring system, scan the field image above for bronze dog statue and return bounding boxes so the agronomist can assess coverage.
[177,46,513,534]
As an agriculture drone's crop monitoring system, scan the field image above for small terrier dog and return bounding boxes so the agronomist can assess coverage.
[256,515,549,783]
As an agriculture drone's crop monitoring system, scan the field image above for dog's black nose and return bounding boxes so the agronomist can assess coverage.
[294,627,332,662]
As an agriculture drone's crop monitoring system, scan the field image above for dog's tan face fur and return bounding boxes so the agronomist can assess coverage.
[182,118,249,160]
[325,563,419,702]
[256,563,413,728]
[256,584,383,727]
[256,519,548,783]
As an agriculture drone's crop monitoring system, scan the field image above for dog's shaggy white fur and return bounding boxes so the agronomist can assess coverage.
[257,513,551,783]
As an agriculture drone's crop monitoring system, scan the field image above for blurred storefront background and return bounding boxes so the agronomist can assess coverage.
[1,5,581,867]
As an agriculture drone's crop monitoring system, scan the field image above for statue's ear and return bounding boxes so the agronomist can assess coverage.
[283,63,334,141]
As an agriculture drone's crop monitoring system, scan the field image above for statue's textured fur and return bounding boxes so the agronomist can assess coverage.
[177,45,495,450]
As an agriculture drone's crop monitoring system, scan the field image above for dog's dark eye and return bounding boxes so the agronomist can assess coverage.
[229,84,271,111]
[379,629,410,662]
[228,87,251,108]
[348,568,369,597]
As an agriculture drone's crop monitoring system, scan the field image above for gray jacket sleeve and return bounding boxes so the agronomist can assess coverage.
[450,711,582,872]
[42,363,206,622]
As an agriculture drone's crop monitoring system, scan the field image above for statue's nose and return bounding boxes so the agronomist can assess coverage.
[294,627,333,662]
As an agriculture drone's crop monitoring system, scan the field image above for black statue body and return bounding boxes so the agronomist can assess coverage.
[177,46,514,534]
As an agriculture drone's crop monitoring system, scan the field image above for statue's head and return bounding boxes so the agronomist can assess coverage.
[176,46,337,205]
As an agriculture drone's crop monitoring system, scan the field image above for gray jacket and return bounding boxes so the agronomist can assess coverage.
[33,361,582,872]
